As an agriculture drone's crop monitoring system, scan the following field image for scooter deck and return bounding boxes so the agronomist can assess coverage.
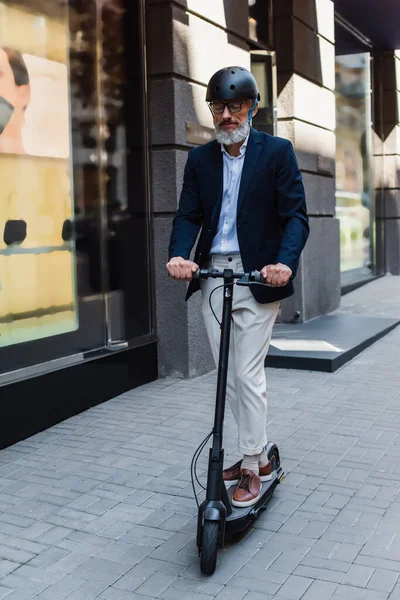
[224,468,284,535]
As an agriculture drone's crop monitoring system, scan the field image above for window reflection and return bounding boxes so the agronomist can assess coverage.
[248,0,273,48]
[335,53,373,274]
[251,52,276,136]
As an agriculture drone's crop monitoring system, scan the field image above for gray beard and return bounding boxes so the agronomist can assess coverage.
[214,120,250,146]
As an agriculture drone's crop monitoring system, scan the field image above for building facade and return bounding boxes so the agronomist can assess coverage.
[150,0,400,378]
[1,0,399,446]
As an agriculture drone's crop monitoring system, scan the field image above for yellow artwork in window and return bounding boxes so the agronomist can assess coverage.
[0,1,77,347]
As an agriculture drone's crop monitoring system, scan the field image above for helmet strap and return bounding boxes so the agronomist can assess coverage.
[248,98,258,124]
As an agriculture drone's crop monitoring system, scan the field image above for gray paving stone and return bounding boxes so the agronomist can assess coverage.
[301,580,338,600]
[276,574,313,599]
[0,574,50,595]
[17,523,53,541]
[159,589,214,600]
[134,572,178,597]
[325,495,352,510]
[0,561,20,577]
[38,575,86,599]
[241,594,274,600]
[11,565,62,585]
[97,522,133,540]
[322,525,374,545]
[0,592,36,600]
[355,555,400,573]
[36,527,73,545]
[0,548,34,565]
[213,586,248,599]
[389,583,400,599]
[55,537,109,557]
[100,589,152,600]
[112,563,156,593]
[293,565,344,583]
[62,581,109,600]
[300,555,351,573]
[342,564,376,587]
[228,568,283,595]
[331,583,390,599]
[148,547,197,566]
[94,542,151,565]
[367,570,399,593]
[36,551,83,574]
[268,547,310,574]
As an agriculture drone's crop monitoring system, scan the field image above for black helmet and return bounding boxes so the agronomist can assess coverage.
[206,66,260,102]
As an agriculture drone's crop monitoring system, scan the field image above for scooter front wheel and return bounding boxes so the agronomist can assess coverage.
[200,520,219,575]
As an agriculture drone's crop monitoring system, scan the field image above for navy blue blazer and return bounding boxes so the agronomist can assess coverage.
[168,128,309,303]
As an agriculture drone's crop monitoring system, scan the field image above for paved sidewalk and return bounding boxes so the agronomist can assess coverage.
[0,277,399,599]
[336,274,400,319]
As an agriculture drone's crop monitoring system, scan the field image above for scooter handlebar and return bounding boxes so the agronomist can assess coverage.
[193,268,267,284]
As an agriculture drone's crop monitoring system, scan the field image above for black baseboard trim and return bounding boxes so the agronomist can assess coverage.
[341,274,384,296]
[0,342,158,450]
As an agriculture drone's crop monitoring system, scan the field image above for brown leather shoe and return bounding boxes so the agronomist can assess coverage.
[232,469,262,507]
[223,460,272,486]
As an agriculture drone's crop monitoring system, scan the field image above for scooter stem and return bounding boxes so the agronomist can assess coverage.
[204,271,234,515]
[212,271,234,457]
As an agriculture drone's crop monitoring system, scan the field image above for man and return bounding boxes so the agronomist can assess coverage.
[167,66,309,507]
[0,47,31,154]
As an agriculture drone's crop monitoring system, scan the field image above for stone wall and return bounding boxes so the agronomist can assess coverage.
[274,0,341,322]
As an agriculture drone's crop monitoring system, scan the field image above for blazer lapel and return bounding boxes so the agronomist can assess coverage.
[237,128,263,218]
[208,141,223,228]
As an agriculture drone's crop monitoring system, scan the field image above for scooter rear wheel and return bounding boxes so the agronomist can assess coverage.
[200,520,219,575]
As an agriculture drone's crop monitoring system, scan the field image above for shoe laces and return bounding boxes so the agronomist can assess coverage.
[238,473,251,490]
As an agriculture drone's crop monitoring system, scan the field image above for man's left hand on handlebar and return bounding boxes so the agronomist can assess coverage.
[261,263,292,287]
[166,256,199,281]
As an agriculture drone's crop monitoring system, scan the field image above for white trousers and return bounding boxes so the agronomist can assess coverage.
[201,254,279,456]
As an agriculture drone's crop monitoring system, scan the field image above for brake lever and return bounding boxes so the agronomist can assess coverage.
[236,271,273,287]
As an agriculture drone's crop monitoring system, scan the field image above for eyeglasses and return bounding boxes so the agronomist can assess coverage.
[208,99,249,115]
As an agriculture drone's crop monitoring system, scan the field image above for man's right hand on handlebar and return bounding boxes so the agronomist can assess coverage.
[166,257,199,281]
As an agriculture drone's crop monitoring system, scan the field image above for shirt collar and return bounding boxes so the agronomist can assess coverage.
[221,133,250,158]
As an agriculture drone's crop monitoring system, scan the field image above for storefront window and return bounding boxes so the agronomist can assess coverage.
[0,1,78,347]
[335,52,374,278]
[0,0,153,381]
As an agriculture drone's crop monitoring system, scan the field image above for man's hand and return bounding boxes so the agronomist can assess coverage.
[166,256,199,281]
[261,263,292,287]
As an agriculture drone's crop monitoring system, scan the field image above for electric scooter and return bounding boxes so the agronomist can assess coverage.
[191,267,284,575]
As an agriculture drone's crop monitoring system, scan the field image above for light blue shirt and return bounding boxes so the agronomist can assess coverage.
[210,135,249,255]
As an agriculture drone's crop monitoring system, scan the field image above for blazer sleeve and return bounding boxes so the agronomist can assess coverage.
[274,141,310,277]
[168,150,204,261]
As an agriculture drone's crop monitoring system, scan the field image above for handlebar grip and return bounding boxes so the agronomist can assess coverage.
[192,269,209,280]
[252,270,266,284]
